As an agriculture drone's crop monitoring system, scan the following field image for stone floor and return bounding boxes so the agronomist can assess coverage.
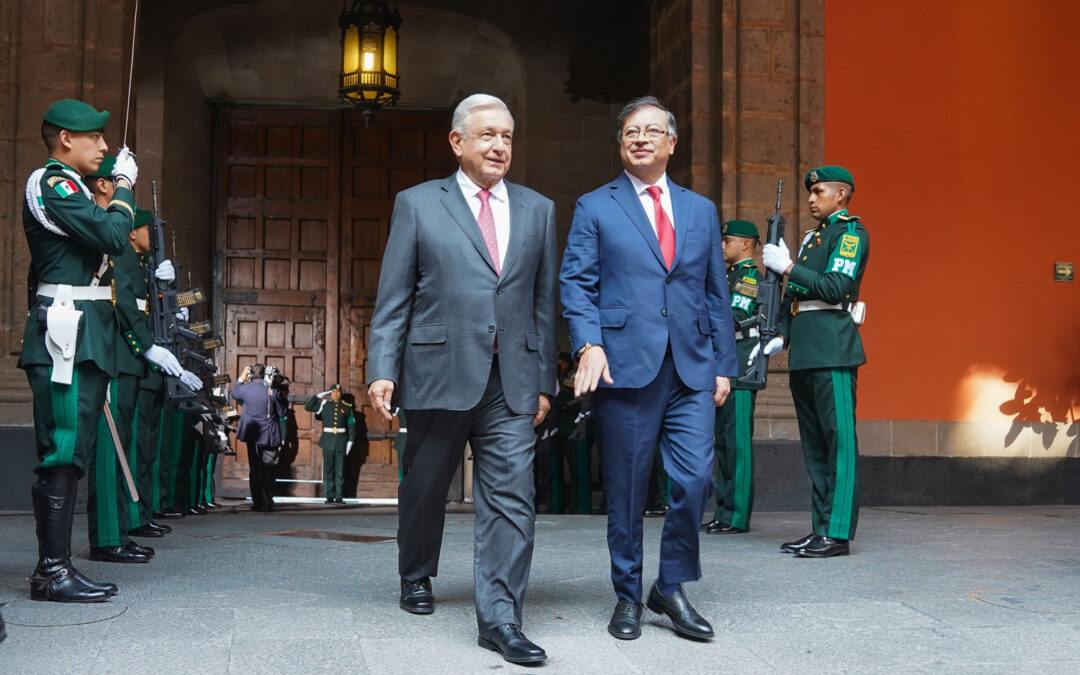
[1,502,1078,673]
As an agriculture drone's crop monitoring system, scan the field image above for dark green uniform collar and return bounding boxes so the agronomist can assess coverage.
[45,158,78,174]
[728,258,757,271]
[823,208,860,226]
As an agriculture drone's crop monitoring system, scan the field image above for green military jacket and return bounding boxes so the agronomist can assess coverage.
[727,258,762,386]
[305,395,358,451]
[106,244,153,378]
[780,209,869,370]
[18,159,135,376]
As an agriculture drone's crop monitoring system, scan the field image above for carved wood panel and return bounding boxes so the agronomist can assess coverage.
[340,110,457,496]
[215,106,453,499]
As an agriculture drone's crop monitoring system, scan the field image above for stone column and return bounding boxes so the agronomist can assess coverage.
[0,0,136,423]
[650,0,825,440]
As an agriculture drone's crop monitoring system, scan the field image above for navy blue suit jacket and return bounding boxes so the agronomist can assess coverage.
[560,173,738,391]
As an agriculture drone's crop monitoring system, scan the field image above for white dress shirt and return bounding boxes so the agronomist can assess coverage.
[456,169,510,267]
[625,170,675,236]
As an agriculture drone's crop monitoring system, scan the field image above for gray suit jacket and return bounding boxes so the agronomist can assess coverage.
[367,173,557,415]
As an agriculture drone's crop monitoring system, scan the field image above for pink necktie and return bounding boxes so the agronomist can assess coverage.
[646,185,675,269]
[477,189,501,275]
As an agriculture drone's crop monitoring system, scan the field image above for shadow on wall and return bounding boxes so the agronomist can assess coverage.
[1000,372,1079,455]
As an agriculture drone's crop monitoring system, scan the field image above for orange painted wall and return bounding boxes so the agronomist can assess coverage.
[825,0,1080,423]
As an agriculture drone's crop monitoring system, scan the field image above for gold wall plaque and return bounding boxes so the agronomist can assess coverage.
[1054,262,1073,282]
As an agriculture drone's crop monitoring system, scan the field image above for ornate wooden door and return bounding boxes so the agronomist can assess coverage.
[340,110,457,497]
[213,106,454,499]
[214,108,339,497]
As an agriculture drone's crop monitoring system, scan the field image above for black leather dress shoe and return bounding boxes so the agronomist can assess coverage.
[608,600,643,640]
[795,536,849,558]
[208,501,223,508]
[187,505,208,515]
[126,541,155,557]
[154,508,185,519]
[780,533,816,554]
[645,583,714,639]
[478,624,547,664]
[149,521,172,534]
[89,546,151,563]
[400,577,434,614]
[644,503,669,517]
[325,498,335,504]
[128,524,165,538]
[703,520,747,534]
[335,498,346,504]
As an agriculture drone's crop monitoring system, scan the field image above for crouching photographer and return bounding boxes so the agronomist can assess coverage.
[232,363,289,512]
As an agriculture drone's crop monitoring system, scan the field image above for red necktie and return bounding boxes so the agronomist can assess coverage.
[477,189,501,275]
[646,185,675,268]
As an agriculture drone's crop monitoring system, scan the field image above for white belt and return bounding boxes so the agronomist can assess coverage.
[736,327,759,340]
[37,283,113,301]
[325,427,348,434]
[792,299,842,314]
[136,298,147,312]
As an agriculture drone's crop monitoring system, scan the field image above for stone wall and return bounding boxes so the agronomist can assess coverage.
[0,0,136,423]
[649,0,824,442]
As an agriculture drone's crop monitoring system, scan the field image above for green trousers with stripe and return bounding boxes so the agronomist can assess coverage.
[712,388,757,530]
[790,367,860,540]
[159,407,187,510]
[25,362,110,478]
[132,382,166,528]
[89,375,138,547]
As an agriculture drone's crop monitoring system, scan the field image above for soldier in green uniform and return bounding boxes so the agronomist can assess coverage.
[761,165,869,558]
[81,180,182,561]
[305,384,358,503]
[19,99,139,602]
[703,220,763,534]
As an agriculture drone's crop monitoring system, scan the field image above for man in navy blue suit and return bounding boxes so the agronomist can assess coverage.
[560,96,738,641]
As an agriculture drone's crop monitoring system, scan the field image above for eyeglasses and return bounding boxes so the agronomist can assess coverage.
[621,126,668,142]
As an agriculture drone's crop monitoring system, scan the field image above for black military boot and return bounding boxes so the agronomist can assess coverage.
[29,467,116,602]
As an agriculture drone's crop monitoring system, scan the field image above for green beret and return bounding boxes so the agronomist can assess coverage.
[133,209,153,228]
[83,154,116,182]
[721,219,760,239]
[329,383,342,391]
[805,165,854,191]
[43,99,110,132]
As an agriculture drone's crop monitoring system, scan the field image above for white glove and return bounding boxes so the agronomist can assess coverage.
[317,389,333,398]
[747,336,786,365]
[155,259,175,283]
[346,441,354,456]
[175,307,189,321]
[180,370,203,392]
[112,146,138,186]
[145,344,183,376]
[762,239,793,274]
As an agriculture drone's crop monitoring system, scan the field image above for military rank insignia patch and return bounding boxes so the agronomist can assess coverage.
[839,234,860,258]
[53,179,80,198]
[46,175,65,187]
[734,276,759,298]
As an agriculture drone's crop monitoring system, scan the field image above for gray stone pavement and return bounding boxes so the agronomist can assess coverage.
[1,502,1078,673]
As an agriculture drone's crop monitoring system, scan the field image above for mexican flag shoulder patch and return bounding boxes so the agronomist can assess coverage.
[53,179,80,198]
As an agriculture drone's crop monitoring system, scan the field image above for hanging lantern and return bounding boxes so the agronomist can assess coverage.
[338,1,402,125]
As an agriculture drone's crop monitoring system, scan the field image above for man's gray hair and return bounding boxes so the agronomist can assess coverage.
[616,96,678,142]
[452,94,513,134]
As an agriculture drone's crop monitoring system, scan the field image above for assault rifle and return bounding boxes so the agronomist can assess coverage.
[734,181,786,390]
[148,181,199,403]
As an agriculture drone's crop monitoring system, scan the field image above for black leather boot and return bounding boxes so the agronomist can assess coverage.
[29,468,115,602]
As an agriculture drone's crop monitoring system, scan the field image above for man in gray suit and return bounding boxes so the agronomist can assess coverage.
[367,93,557,664]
